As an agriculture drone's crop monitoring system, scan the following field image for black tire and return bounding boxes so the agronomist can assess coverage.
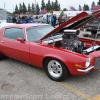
[0,53,4,60]
[44,58,69,82]
[83,34,89,37]
[91,30,97,35]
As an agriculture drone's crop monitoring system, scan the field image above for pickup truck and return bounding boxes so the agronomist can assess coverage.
[81,18,100,38]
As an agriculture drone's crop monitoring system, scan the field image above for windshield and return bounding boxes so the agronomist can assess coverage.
[26,25,54,42]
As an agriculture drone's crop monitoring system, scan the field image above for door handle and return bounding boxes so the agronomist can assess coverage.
[1,41,4,43]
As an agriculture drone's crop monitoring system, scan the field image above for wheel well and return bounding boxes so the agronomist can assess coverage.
[43,57,52,68]
[42,57,70,74]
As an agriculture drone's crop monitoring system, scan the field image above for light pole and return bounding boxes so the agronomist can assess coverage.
[4,2,5,10]
[35,0,37,15]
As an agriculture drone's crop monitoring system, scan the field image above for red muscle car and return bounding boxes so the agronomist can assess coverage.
[0,10,100,82]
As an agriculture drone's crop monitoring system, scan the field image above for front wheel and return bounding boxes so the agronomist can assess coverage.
[44,58,69,81]
[0,53,4,60]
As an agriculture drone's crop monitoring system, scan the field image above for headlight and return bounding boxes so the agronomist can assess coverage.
[85,58,91,68]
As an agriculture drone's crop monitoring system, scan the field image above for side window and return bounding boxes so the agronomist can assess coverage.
[4,28,24,40]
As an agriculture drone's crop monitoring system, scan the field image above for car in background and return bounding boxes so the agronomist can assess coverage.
[38,17,47,23]
[80,17,100,38]
[62,15,68,23]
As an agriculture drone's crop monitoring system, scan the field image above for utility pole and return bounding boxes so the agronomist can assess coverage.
[4,2,5,10]
[13,5,14,12]
[35,0,37,15]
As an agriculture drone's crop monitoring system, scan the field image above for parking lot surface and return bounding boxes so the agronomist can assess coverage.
[0,31,100,100]
[0,57,100,100]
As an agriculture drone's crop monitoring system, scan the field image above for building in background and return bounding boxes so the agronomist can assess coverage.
[0,10,6,23]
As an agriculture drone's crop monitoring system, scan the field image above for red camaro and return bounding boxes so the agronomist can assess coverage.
[0,10,100,81]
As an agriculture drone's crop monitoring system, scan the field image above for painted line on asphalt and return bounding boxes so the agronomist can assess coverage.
[60,82,92,100]
[39,69,99,100]
[92,95,100,100]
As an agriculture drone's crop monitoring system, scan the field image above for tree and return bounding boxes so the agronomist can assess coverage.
[31,3,35,14]
[70,6,75,11]
[40,8,47,14]
[23,2,27,13]
[41,0,46,10]
[98,0,100,5]
[49,10,53,13]
[19,3,23,13]
[91,5,100,10]
[36,3,40,15]
[63,8,67,11]
[83,4,89,11]
[0,8,4,10]
[54,0,60,11]
[46,0,51,11]
[79,5,82,11]
[91,1,95,7]
[58,3,60,11]
[60,11,64,17]
[28,3,31,12]
[51,1,54,10]
[13,0,61,14]
[15,4,19,14]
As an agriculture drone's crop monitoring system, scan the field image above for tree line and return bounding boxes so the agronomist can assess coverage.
[14,0,60,15]
[13,0,100,15]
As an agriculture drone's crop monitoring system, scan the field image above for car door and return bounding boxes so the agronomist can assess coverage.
[0,27,31,64]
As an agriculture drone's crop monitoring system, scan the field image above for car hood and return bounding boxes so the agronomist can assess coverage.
[40,10,100,41]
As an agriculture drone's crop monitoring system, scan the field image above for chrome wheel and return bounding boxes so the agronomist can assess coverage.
[47,60,62,78]
[44,58,69,81]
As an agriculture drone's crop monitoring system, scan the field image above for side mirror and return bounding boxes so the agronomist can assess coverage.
[17,37,25,42]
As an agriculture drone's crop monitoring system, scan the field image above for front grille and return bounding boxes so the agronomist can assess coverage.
[94,57,100,68]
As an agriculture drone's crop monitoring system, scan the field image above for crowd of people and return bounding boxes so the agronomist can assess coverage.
[11,16,37,24]
[47,14,63,28]
[7,13,66,28]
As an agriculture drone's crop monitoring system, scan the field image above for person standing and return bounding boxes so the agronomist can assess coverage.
[46,15,50,24]
[12,16,17,23]
[58,16,62,26]
[53,14,57,28]
[50,14,54,27]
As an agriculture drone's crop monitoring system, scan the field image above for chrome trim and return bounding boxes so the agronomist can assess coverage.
[24,28,28,41]
[83,45,100,53]
[42,38,62,44]
[77,66,94,73]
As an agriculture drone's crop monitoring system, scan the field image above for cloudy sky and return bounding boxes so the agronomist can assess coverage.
[0,0,99,12]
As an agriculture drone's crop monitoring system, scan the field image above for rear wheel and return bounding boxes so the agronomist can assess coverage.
[0,53,4,60]
[44,58,69,81]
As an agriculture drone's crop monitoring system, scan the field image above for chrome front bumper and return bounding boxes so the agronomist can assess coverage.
[77,66,94,73]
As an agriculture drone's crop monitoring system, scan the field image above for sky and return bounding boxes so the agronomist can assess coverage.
[0,0,99,12]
